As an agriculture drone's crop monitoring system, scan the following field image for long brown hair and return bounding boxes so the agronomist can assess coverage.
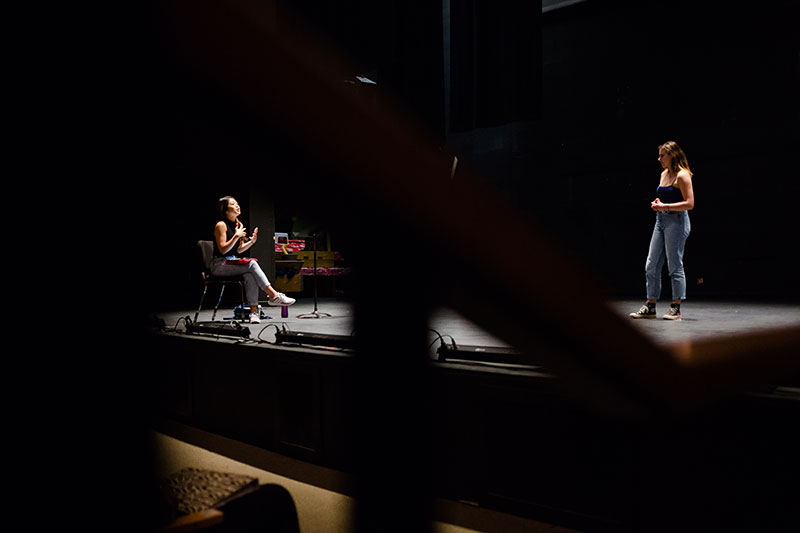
[659,141,693,176]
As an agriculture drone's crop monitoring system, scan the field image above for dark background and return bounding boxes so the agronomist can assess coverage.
[135,0,798,312]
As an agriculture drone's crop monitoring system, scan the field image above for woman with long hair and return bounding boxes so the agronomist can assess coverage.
[630,141,695,320]
[211,196,295,323]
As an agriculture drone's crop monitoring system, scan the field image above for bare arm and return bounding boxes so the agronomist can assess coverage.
[675,171,695,210]
[214,220,247,255]
[237,227,259,253]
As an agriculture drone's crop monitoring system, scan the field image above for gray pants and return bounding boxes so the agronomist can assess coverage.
[210,257,271,306]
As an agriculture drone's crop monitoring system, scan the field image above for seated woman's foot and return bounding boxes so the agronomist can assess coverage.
[268,292,296,306]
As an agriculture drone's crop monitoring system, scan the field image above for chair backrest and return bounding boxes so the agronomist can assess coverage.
[198,240,216,272]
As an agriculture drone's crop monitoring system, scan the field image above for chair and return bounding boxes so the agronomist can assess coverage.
[195,240,246,323]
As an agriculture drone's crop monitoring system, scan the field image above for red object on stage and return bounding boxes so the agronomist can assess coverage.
[300,267,352,276]
[275,240,306,253]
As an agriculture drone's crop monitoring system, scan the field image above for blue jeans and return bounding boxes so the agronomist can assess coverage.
[210,257,272,306]
[645,211,691,301]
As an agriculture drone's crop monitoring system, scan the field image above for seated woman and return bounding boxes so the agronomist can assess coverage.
[212,196,295,323]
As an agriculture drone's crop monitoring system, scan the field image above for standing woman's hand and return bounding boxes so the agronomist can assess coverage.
[651,198,665,211]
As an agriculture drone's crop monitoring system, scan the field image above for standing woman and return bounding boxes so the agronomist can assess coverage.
[212,196,295,323]
[630,141,695,320]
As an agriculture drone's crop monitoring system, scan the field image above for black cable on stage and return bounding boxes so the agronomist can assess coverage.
[159,316,190,334]
[427,328,457,358]
[256,323,291,344]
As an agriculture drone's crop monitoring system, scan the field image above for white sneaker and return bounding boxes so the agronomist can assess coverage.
[268,293,296,306]
[249,312,261,324]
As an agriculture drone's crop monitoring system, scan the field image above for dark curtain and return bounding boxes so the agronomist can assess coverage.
[449,0,541,132]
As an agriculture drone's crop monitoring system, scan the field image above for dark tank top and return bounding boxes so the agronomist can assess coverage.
[213,218,242,258]
[656,185,684,204]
